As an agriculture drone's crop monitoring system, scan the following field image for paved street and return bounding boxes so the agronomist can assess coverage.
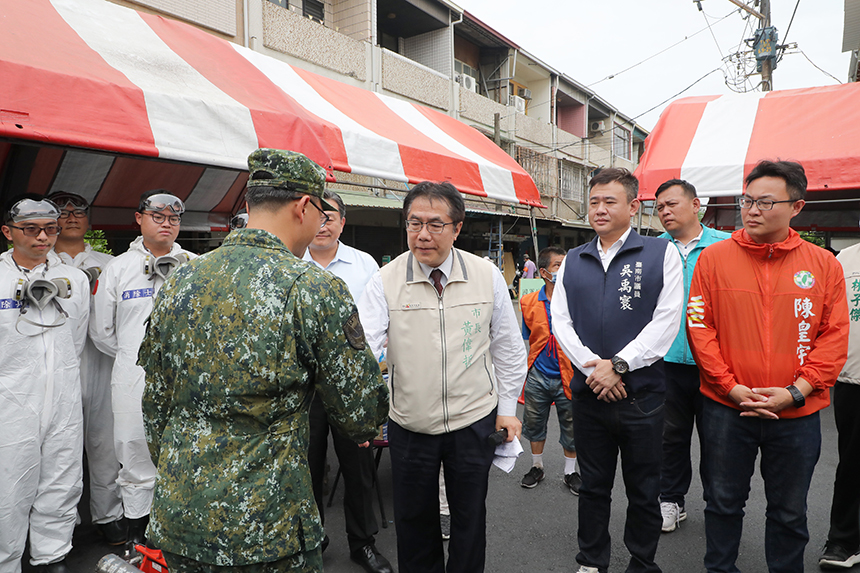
[33,389,853,573]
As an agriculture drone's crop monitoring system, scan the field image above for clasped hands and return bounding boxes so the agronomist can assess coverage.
[584,359,627,402]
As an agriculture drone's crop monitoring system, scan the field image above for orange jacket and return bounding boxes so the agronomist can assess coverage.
[520,287,576,399]
[687,228,849,418]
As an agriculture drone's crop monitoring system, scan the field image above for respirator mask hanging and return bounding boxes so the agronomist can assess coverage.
[14,276,72,334]
[82,267,101,291]
[142,253,191,282]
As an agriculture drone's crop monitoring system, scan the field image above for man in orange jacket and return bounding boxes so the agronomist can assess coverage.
[519,246,579,493]
[687,160,849,573]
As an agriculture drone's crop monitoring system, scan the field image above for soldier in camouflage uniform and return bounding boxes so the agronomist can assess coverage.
[139,149,389,573]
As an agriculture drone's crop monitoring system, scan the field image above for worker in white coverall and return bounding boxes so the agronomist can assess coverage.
[0,197,90,573]
[48,191,126,545]
[90,191,195,545]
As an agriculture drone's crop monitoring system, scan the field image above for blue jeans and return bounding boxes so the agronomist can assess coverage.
[522,367,576,452]
[700,398,821,573]
[660,362,704,506]
[571,390,665,573]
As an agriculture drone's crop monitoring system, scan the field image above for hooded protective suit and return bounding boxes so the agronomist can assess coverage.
[56,245,122,525]
[90,237,195,519]
[0,250,89,573]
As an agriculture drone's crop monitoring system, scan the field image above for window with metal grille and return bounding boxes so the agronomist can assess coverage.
[560,161,584,203]
[613,125,631,161]
[303,0,324,24]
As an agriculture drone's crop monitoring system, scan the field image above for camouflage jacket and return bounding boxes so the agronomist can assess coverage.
[139,229,388,566]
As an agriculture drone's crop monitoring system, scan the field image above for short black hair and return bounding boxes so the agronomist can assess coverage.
[244,185,305,212]
[538,246,565,270]
[745,160,807,201]
[403,181,465,224]
[655,179,697,200]
[589,168,639,203]
[138,189,173,212]
[324,190,346,219]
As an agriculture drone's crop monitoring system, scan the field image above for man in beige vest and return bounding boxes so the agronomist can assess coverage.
[358,181,528,573]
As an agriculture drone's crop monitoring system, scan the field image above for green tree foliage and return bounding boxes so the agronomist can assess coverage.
[798,231,825,248]
[85,229,112,255]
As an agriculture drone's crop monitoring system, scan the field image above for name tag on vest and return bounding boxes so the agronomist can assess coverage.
[401,302,422,310]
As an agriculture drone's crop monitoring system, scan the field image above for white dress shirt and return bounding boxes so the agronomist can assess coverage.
[358,249,527,417]
[303,241,379,301]
[550,228,684,377]
[673,225,704,260]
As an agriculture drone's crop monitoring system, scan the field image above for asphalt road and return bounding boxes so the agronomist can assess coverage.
[30,388,853,573]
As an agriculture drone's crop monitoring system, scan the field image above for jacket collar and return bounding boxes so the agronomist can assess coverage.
[406,248,468,285]
[581,228,644,261]
[732,227,804,259]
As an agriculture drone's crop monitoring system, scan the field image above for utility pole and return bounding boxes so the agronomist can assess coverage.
[759,0,773,91]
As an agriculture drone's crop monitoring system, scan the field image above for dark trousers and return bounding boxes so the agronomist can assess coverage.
[388,410,496,573]
[571,391,665,573]
[308,393,378,553]
[827,382,860,552]
[660,362,704,506]
[700,398,821,573]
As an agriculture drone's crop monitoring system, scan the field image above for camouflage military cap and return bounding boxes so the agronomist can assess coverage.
[247,149,336,211]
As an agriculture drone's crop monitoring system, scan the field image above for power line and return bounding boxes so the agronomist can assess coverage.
[798,50,842,84]
[631,68,725,122]
[587,9,737,87]
[701,8,726,60]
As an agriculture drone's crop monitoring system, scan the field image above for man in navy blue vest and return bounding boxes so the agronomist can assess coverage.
[551,168,684,573]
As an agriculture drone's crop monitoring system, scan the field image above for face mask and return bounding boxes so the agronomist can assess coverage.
[14,276,72,334]
[143,253,191,282]
[550,272,558,284]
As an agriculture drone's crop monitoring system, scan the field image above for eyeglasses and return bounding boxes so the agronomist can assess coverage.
[738,197,797,211]
[145,212,182,226]
[405,219,456,234]
[58,209,88,219]
[307,199,331,228]
[8,224,61,237]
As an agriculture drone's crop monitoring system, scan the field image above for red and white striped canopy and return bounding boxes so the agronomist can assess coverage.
[634,83,860,201]
[0,0,542,222]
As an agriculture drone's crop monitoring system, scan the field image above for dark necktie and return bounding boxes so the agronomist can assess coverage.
[430,269,444,296]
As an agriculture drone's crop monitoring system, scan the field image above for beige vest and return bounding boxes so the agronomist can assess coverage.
[838,243,860,384]
[381,248,497,434]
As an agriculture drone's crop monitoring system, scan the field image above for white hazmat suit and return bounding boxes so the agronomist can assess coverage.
[90,237,195,519]
[0,251,89,573]
[56,245,123,525]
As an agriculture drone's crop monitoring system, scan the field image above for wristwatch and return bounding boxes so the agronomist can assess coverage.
[786,384,805,408]
[611,355,629,375]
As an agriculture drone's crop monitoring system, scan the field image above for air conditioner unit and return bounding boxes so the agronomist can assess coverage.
[458,74,477,93]
[509,95,526,114]
[518,87,532,100]
[590,120,606,132]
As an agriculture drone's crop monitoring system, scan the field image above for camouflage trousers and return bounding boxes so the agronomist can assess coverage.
[162,550,322,573]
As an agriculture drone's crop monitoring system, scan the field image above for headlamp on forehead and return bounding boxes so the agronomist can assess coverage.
[47,192,89,211]
[142,193,185,215]
[7,199,61,224]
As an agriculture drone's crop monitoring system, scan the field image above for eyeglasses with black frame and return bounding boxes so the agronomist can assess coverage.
[306,199,331,228]
[58,209,88,220]
[737,196,797,211]
[7,224,62,237]
[145,212,182,226]
[405,219,456,234]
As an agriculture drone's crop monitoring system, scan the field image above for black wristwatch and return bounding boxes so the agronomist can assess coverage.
[611,355,629,375]
[786,384,805,408]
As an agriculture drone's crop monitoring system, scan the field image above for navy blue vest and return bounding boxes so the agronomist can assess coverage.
[563,231,669,395]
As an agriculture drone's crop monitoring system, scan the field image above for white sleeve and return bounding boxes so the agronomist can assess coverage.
[356,270,389,360]
[89,264,119,357]
[70,272,90,358]
[550,257,602,377]
[616,241,685,370]
[488,266,528,416]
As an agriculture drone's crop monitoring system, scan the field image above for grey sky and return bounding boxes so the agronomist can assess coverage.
[455,0,849,131]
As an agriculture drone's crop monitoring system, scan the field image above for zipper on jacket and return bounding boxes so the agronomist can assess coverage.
[438,289,449,432]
